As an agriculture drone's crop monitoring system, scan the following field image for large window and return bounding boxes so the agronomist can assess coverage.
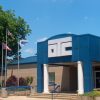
[49,72,55,84]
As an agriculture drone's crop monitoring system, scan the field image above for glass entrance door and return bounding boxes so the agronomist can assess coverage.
[95,71,100,88]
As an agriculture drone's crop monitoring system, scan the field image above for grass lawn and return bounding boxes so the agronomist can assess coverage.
[83,90,100,96]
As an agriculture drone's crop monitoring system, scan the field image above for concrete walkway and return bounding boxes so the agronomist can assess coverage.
[0,96,58,100]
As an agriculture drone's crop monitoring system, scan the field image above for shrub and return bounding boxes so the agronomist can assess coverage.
[83,90,100,96]
[19,77,27,86]
[6,75,18,87]
[6,76,33,87]
[26,76,33,85]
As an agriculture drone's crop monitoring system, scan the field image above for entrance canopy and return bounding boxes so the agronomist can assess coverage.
[37,33,100,94]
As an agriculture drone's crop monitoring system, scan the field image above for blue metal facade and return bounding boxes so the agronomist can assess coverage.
[37,34,100,93]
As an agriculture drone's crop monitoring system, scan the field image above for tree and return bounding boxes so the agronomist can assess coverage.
[0,5,31,61]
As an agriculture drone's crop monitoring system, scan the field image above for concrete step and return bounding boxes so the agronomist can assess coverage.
[29,93,78,100]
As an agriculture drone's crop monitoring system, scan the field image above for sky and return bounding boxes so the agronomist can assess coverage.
[0,0,100,58]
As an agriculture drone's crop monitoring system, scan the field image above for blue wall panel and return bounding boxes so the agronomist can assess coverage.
[72,35,79,61]
[72,34,100,62]
[83,61,93,92]
[89,36,100,61]
[48,56,72,64]
[37,41,48,92]
[37,64,43,93]
[37,41,48,64]
[72,35,90,61]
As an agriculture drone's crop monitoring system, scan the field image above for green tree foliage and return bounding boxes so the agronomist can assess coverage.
[0,5,31,60]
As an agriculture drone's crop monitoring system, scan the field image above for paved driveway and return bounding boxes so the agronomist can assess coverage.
[0,96,58,100]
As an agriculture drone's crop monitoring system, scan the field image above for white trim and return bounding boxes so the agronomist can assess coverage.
[77,61,84,94]
[43,64,49,93]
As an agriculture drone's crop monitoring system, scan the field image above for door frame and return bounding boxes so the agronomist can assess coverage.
[94,71,100,88]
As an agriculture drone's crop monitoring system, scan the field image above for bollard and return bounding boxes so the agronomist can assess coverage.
[1,88,8,98]
[30,87,35,96]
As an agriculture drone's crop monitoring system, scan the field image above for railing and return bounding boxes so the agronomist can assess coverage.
[49,83,61,100]
[51,84,60,93]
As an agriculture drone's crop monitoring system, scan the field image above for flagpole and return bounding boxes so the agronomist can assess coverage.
[17,39,28,86]
[18,38,19,86]
[4,28,7,87]
[1,43,4,87]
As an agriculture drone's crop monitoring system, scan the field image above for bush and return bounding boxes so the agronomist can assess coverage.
[6,76,33,87]
[83,90,100,96]
[26,76,33,85]
[19,77,27,86]
[6,75,18,87]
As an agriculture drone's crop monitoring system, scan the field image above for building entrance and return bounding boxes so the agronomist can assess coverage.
[48,63,77,93]
[95,71,100,88]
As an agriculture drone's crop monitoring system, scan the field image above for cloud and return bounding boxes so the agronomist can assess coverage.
[68,0,74,4]
[24,48,34,54]
[84,16,89,20]
[67,32,72,34]
[51,0,74,4]
[33,17,40,23]
[35,17,39,21]
[37,37,48,42]
[34,37,48,45]
[52,0,57,3]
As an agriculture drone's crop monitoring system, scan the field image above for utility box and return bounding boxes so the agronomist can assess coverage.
[1,88,8,98]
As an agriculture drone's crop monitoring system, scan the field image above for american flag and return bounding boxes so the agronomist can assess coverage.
[7,30,15,40]
[2,43,12,51]
[7,30,13,36]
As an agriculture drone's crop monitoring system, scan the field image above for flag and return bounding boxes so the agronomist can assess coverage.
[19,39,28,46]
[7,30,13,36]
[7,30,15,39]
[2,43,12,51]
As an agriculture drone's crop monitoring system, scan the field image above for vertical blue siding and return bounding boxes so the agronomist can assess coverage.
[72,35,79,61]
[37,41,48,64]
[37,41,48,92]
[37,64,44,93]
[83,61,93,92]
[89,36,100,61]
[72,35,90,61]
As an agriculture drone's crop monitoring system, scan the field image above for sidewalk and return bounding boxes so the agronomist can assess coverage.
[0,96,58,100]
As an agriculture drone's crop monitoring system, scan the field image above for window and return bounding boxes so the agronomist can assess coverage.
[49,72,55,84]
[48,44,57,57]
[51,49,54,53]
[65,47,72,51]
